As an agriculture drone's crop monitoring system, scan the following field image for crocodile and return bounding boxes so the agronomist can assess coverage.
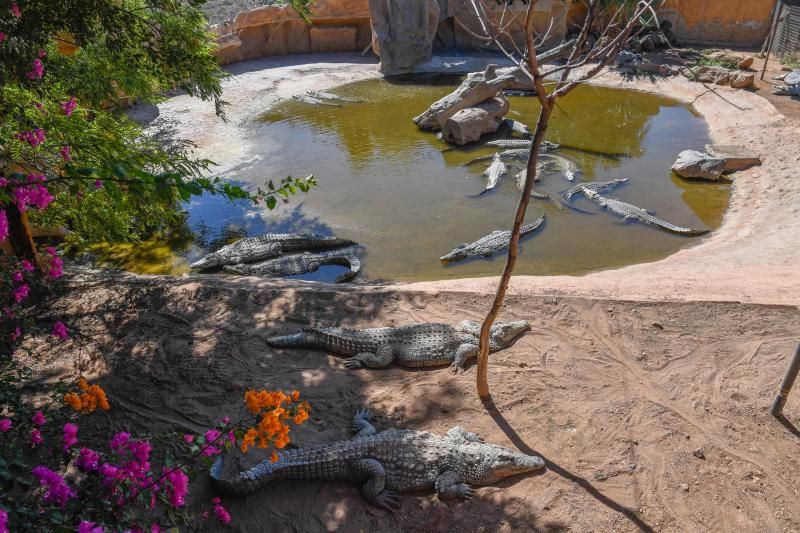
[514,163,557,201]
[292,94,341,107]
[440,216,545,264]
[306,90,365,104]
[540,154,580,181]
[559,178,629,212]
[222,249,361,282]
[481,153,507,193]
[267,320,530,372]
[583,188,711,236]
[486,139,560,152]
[209,409,545,509]
[466,149,536,165]
[190,233,357,270]
[499,118,532,138]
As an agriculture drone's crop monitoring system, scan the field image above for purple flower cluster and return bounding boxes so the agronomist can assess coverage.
[31,466,76,507]
[15,128,45,147]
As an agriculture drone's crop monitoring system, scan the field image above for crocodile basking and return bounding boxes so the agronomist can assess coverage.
[266,320,530,372]
[440,216,545,264]
[560,178,629,211]
[222,249,361,283]
[540,153,581,181]
[210,409,545,510]
[499,118,532,138]
[481,153,507,193]
[190,233,357,270]
[486,139,560,152]
[583,188,711,236]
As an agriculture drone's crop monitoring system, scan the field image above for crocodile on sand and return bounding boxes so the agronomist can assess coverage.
[440,217,545,264]
[222,249,361,282]
[267,320,531,372]
[190,233,357,270]
[582,188,711,236]
[210,409,545,510]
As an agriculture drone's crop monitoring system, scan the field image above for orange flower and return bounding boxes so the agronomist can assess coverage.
[270,450,279,463]
[293,409,308,425]
[64,392,82,411]
[64,379,111,414]
[240,428,257,453]
[291,390,300,401]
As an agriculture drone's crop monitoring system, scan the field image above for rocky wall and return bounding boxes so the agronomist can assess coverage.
[658,0,775,47]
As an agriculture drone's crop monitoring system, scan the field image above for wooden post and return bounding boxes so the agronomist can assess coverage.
[5,204,38,261]
[770,343,800,417]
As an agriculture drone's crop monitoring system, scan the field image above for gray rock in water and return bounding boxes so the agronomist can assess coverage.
[704,145,761,173]
[441,96,510,145]
[671,150,726,181]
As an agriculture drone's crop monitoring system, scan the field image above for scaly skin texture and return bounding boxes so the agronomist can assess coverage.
[486,139,559,152]
[482,153,507,192]
[209,409,545,510]
[222,250,361,282]
[267,320,530,372]
[440,217,545,264]
[583,188,711,236]
[560,178,629,212]
[190,234,357,270]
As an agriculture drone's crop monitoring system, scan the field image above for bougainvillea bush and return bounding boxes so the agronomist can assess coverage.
[1,0,316,529]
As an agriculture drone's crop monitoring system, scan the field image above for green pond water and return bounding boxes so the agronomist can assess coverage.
[106,77,730,281]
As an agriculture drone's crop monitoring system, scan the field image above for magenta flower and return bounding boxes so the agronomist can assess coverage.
[61,96,77,117]
[78,522,103,533]
[27,59,44,80]
[12,284,29,303]
[30,428,43,446]
[0,509,8,533]
[0,419,12,432]
[45,248,63,279]
[63,422,78,451]
[15,128,45,147]
[11,271,22,282]
[201,429,222,457]
[32,411,46,426]
[38,49,46,58]
[0,178,7,188]
[164,468,189,507]
[227,430,235,444]
[212,497,232,524]
[183,434,194,443]
[110,432,130,450]
[61,145,71,161]
[76,448,101,472]
[52,321,68,340]
[0,209,8,242]
[93,179,104,189]
[10,2,20,17]
[221,416,230,425]
[10,327,21,342]
[21,259,34,271]
[31,466,76,507]
[128,440,152,464]
[100,462,119,481]
[0,32,6,43]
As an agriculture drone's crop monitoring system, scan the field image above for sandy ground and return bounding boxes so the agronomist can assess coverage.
[22,272,800,532]
[141,52,800,306]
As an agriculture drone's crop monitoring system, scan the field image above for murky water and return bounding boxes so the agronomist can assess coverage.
[108,78,730,281]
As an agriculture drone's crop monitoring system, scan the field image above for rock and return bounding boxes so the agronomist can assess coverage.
[680,483,690,492]
[671,150,726,181]
[413,65,514,130]
[638,34,656,52]
[693,66,731,85]
[693,448,705,459]
[615,50,640,67]
[441,95,510,145]
[497,66,535,92]
[310,27,357,53]
[737,57,754,69]
[369,0,439,74]
[782,66,793,72]
[729,71,755,89]
[704,145,762,172]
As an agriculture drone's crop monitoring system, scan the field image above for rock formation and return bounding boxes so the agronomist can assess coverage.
[672,145,761,180]
[368,0,440,74]
[441,95,510,145]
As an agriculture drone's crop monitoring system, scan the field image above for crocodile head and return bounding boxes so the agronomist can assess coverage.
[489,320,531,346]
[190,252,225,270]
[439,244,471,264]
[471,444,545,485]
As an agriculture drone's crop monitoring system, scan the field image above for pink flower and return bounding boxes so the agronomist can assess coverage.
[221,417,230,425]
[20,259,34,271]
[0,32,5,44]
[12,284,29,303]
[10,2,20,18]
[27,59,44,80]
[76,448,101,472]
[201,429,222,457]
[15,128,45,147]
[63,423,78,451]
[38,49,46,58]
[0,178,7,188]
[0,419,12,432]
[31,466,76,507]
[32,411,46,426]
[100,463,119,480]
[212,497,232,524]
[183,434,194,443]
[30,428,43,446]
[78,522,104,533]
[93,180,103,189]
[52,321,68,340]
[128,440,152,464]
[10,327,21,341]
[227,430,235,444]
[61,145,71,161]
[61,96,77,117]
[0,509,8,533]
[0,209,8,242]
[11,271,22,282]
[164,468,189,507]
[45,248,63,279]
[110,432,130,450]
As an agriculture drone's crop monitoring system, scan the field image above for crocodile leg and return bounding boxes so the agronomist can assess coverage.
[450,343,479,374]
[344,344,394,370]
[352,408,377,438]
[447,426,484,443]
[350,458,401,511]
[435,470,475,501]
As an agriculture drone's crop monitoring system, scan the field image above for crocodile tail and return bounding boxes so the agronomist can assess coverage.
[266,331,315,348]
[209,456,263,498]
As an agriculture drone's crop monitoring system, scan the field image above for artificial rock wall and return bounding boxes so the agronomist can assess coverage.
[658,0,775,47]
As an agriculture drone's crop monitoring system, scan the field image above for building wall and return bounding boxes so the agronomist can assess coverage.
[658,0,776,47]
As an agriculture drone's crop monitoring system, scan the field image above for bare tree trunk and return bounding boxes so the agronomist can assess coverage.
[6,204,38,262]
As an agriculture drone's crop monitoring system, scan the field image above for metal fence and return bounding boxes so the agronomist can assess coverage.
[771,1,800,58]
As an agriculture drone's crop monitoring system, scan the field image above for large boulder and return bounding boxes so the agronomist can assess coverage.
[369,0,440,74]
[413,64,514,130]
[704,145,761,172]
[441,95,510,145]
[729,71,755,89]
[694,66,732,85]
[671,150,726,180]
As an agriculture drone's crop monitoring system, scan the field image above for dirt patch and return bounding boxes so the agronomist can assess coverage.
[22,272,800,531]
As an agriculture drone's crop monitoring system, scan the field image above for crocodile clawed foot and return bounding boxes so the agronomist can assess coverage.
[449,363,465,375]
[344,360,363,370]
[461,486,475,500]
[375,491,401,511]
[355,408,372,421]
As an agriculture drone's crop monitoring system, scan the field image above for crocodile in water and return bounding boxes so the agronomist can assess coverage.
[481,153,507,193]
[267,320,530,372]
[222,249,361,282]
[209,409,544,510]
[440,217,545,264]
[559,178,629,212]
[190,234,357,270]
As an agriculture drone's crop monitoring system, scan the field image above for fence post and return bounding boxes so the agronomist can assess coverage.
[770,343,800,417]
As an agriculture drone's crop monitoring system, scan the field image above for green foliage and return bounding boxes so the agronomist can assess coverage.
[781,53,800,70]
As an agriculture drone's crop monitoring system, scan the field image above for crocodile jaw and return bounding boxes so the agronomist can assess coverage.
[440,248,469,263]
[475,447,546,485]
[190,253,223,270]
[490,320,531,346]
